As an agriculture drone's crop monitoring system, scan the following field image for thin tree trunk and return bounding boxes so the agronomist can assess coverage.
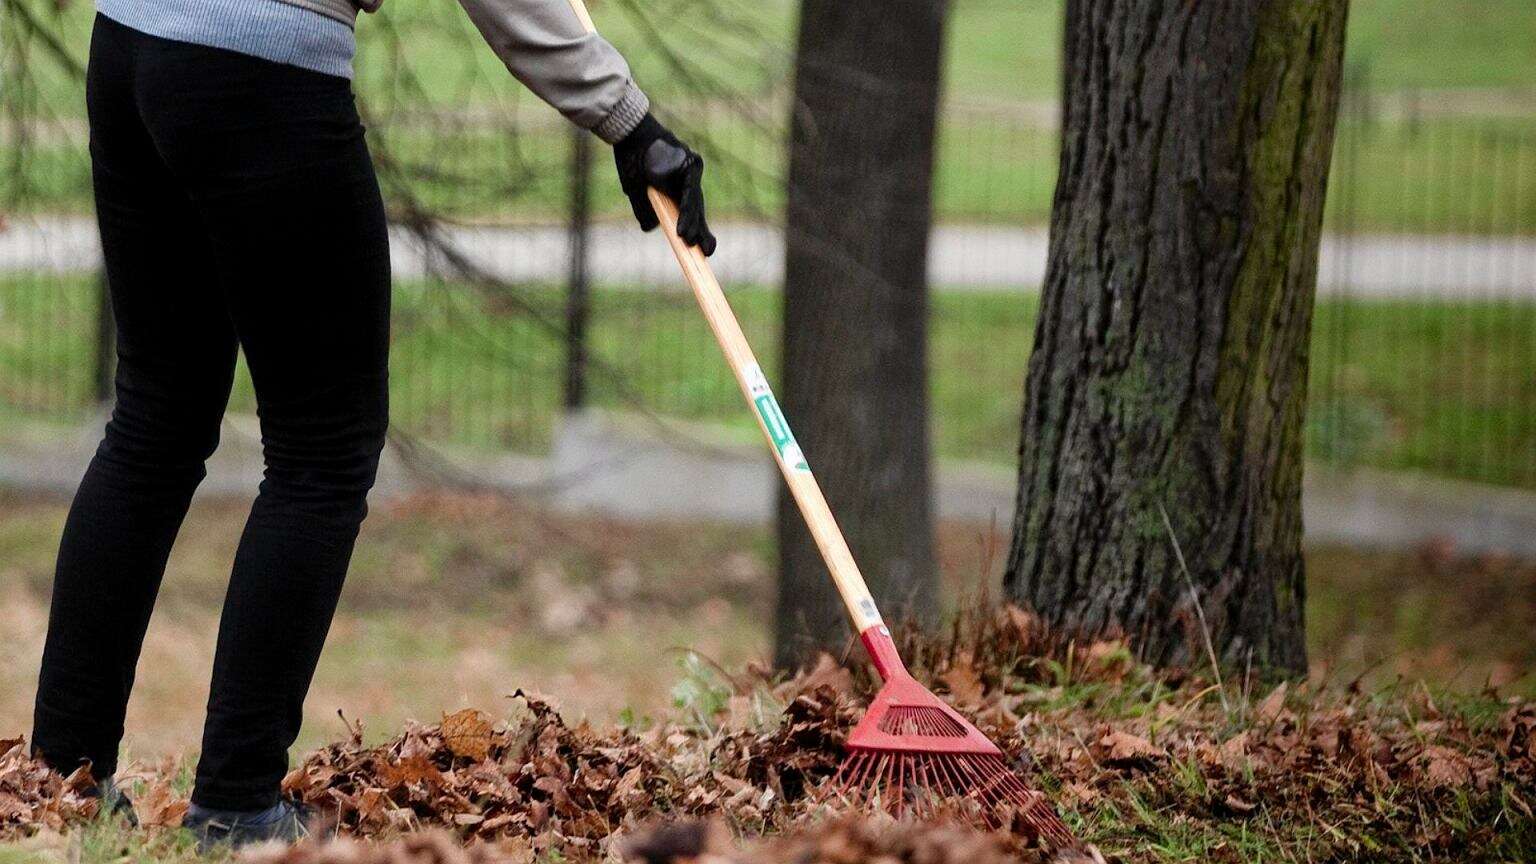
[1004,0,1349,674]
[775,0,948,668]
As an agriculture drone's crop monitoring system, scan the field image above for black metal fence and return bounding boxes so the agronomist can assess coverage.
[1,3,1533,489]
[1311,108,1536,487]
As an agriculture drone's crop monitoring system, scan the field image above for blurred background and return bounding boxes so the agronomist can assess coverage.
[0,0,1532,754]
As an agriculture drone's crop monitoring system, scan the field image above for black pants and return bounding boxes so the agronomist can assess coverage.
[32,15,390,811]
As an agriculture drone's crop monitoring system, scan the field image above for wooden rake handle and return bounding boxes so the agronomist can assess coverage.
[645,191,884,633]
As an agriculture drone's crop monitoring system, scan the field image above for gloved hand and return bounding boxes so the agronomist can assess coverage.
[613,114,717,256]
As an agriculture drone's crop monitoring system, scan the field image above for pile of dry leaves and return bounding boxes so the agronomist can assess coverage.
[242,818,1104,864]
[278,680,864,855]
[1,738,190,835]
[251,604,1536,859]
[4,604,1535,862]
[0,737,97,835]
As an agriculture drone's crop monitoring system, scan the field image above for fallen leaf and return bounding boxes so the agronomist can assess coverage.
[772,654,854,704]
[1050,846,1109,864]
[442,709,495,762]
[1096,730,1164,766]
[1003,605,1040,642]
[1082,641,1130,683]
[133,778,188,828]
[1256,681,1289,722]
[1221,793,1257,815]
[1419,745,1474,790]
[938,655,986,706]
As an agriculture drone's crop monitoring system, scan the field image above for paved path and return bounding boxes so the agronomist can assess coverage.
[5,410,1535,557]
[3,216,1532,297]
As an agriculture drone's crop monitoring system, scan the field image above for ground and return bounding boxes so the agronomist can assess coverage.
[1,2,1534,858]
[2,489,1533,759]
[0,491,1533,861]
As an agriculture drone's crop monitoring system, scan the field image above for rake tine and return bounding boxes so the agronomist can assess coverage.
[990,762,1075,847]
[911,756,923,805]
[927,755,949,815]
[948,753,983,794]
[919,754,937,799]
[933,757,957,813]
[934,755,966,801]
[840,749,1074,848]
[834,751,852,788]
[914,758,927,813]
[934,755,963,799]
[969,755,1013,805]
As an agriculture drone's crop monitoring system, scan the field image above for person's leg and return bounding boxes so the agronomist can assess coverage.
[131,38,391,812]
[31,15,237,781]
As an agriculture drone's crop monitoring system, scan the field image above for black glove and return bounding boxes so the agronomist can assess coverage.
[614,114,717,256]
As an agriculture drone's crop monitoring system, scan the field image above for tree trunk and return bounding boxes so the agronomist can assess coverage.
[1004,0,1349,674]
[775,0,948,668]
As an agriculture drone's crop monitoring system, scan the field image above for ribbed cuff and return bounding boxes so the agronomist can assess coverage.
[592,82,651,144]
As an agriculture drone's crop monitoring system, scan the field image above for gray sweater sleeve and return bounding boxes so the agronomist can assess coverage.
[455,0,650,143]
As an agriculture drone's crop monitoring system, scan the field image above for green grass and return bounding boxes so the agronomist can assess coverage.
[1325,118,1536,234]
[944,0,1062,99]
[0,272,99,417]
[8,113,1534,231]
[3,275,1532,488]
[0,817,214,864]
[9,0,1536,109]
[1347,0,1536,93]
[5,1,1536,231]
[1308,298,1536,485]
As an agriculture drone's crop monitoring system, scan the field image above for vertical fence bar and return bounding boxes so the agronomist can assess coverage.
[563,126,593,411]
[1317,66,1362,473]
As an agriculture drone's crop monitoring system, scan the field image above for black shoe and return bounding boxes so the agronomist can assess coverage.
[84,777,138,827]
[182,799,309,852]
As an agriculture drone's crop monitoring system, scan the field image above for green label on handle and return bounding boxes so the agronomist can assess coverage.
[746,365,810,473]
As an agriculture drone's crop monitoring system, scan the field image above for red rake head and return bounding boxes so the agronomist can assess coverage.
[832,626,1078,849]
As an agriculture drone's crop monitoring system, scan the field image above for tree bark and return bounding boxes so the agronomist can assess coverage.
[775,0,948,668]
[1004,0,1349,674]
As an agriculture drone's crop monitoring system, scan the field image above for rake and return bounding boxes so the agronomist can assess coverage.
[645,189,1074,846]
[562,1,1074,847]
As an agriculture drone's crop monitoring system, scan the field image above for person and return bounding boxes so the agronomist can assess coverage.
[30,0,715,849]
